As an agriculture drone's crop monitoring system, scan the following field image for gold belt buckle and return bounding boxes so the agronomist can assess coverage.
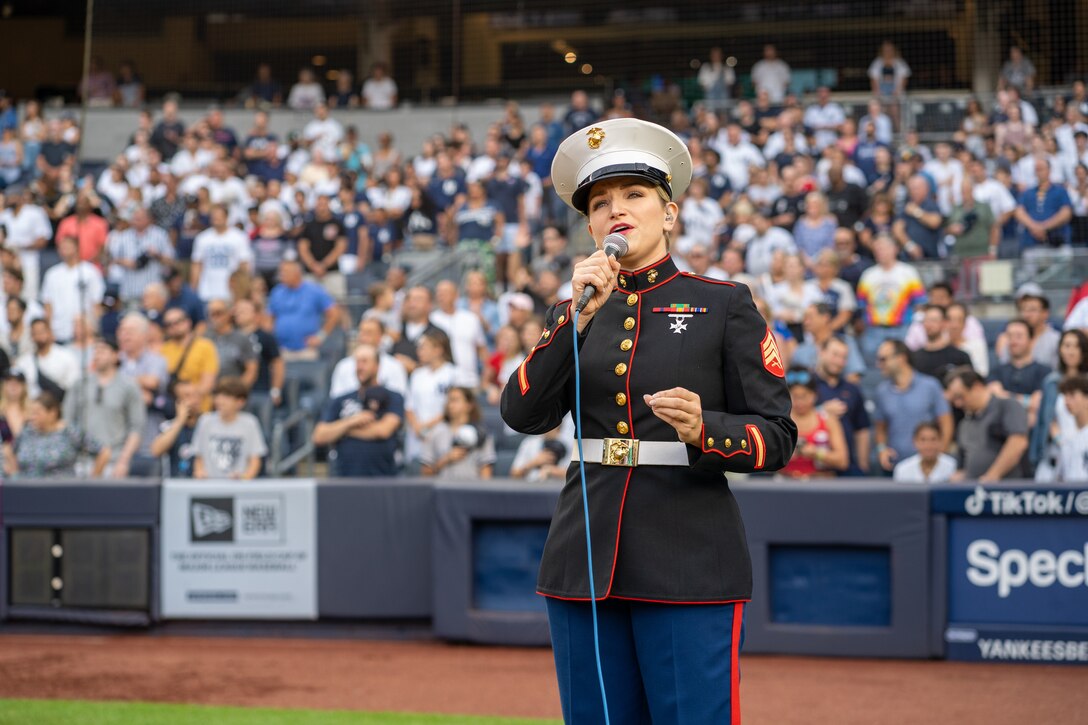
[602,438,639,467]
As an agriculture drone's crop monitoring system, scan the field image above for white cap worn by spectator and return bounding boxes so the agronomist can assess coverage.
[1015,282,1045,300]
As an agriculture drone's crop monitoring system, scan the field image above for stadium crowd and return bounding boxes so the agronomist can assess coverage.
[1,43,1088,484]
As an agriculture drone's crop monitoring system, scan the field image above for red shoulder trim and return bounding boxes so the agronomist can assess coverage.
[679,271,736,286]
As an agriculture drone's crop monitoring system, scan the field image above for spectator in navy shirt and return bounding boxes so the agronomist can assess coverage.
[206,108,239,158]
[1015,157,1073,252]
[701,148,734,209]
[163,268,206,327]
[242,110,278,179]
[988,318,1052,423]
[563,90,598,134]
[241,63,284,107]
[425,153,467,242]
[853,120,888,184]
[814,336,872,475]
[150,99,185,160]
[893,175,944,259]
[313,343,404,477]
[485,154,526,286]
[150,380,203,477]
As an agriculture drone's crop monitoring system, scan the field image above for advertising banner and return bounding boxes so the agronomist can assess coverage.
[948,517,1088,627]
[944,626,1088,664]
[160,478,317,619]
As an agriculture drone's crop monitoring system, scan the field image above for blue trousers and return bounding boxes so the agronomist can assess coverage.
[546,598,745,725]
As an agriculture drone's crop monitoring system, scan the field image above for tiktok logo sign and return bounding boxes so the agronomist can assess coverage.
[962,486,1088,517]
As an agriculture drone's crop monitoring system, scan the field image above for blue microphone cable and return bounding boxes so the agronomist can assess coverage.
[571,308,611,725]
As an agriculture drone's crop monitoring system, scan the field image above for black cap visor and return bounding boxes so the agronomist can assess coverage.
[571,163,672,214]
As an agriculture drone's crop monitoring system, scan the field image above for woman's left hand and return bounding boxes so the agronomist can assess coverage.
[644,388,703,446]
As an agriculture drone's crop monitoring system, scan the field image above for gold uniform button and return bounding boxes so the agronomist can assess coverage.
[725,438,732,448]
[614,363,627,376]
[620,339,633,352]
[706,437,714,447]
[616,421,629,435]
[542,329,550,339]
[624,317,636,330]
[557,315,565,325]
[626,293,638,306]
[741,440,747,449]
[615,393,627,406]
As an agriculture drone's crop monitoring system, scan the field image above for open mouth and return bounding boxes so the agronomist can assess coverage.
[609,224,633,234]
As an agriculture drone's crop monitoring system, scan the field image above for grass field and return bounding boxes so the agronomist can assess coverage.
[0,700,562,725]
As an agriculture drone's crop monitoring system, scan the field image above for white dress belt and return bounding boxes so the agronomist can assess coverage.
[571,438,690,467]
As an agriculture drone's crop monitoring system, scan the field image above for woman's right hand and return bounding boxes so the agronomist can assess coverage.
[571,249,621,331]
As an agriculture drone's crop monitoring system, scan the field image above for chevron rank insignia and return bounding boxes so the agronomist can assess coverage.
[761,328,785,378]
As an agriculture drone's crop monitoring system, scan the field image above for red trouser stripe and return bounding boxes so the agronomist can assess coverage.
[731,600,744,724]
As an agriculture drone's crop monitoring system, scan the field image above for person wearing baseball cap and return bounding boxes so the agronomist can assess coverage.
[502,118,796,723]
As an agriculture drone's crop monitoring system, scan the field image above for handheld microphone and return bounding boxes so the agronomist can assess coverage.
[575,233,629,313]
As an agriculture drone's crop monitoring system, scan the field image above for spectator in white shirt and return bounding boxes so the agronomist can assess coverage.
[169,132,215,179]
[404,329,460,464]
[106,207,175,303]
[40,235,105,343]
[302,103,344,161]
[286,67,326,111]
[868,41,911,99]
[893,421,958,483]
[0,186,52,301]
[968,158,1017,236]
[329,317,408,399]
[923,142,965,215]
[697,46,735,111]
[1051,376,1088,483]
[711,123,764,190]
[96,160,132,210]
[190,204,253,302]
[751,44,791,103]
[430,280,487,388]
[803,87,846,152]
[678,178,724,251]
[15,319,81,397]
[744,212,798,276]
[858,99,895,145]
[361,63,398,110]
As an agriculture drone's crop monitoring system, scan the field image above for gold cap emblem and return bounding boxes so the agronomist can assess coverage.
[586,127,606,149]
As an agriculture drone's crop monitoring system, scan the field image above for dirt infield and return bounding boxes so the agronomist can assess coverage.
[0,633,1084,724]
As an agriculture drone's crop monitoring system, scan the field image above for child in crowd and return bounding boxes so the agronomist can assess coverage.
[191,377,267,480]
[893,421,958,484]
[419,386,495,480]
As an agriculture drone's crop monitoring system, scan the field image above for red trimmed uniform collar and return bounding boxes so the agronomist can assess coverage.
[615,253,678,293]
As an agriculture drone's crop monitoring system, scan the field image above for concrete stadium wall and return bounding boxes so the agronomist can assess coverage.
[76,106,546,164]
